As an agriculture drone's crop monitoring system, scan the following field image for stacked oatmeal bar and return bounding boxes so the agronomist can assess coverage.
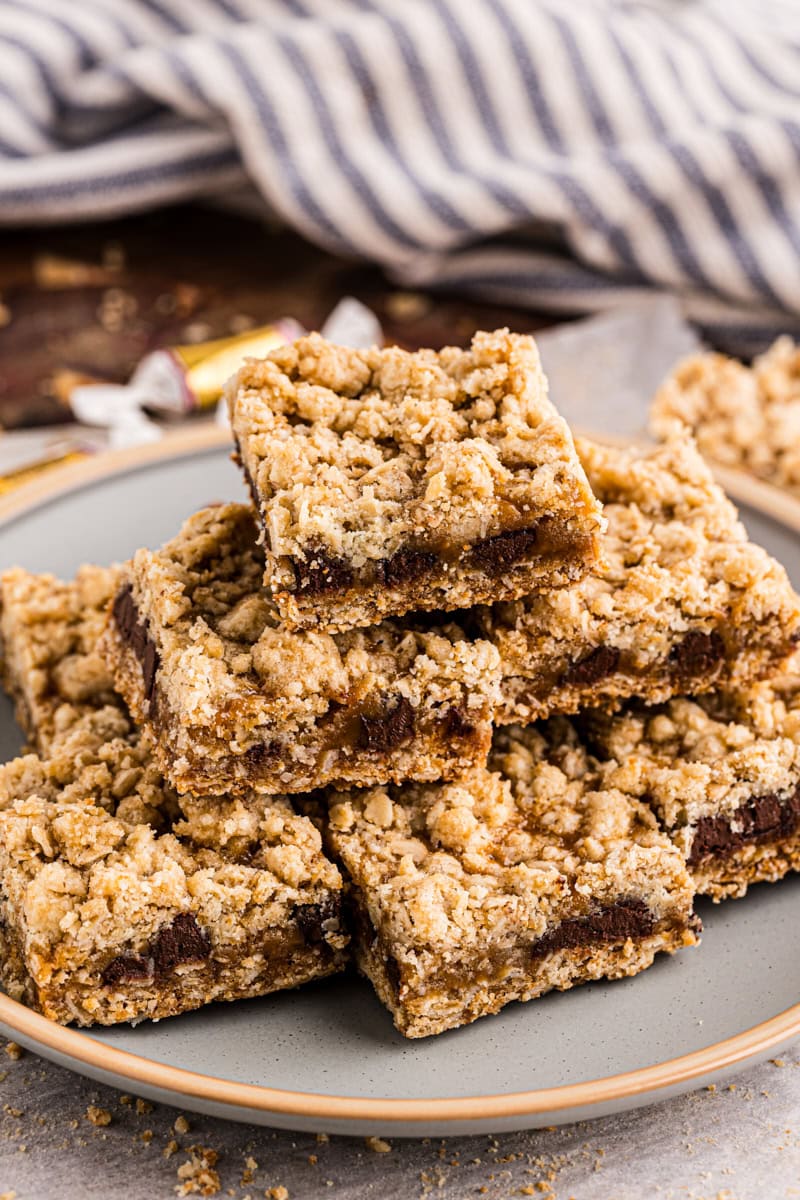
[3,327,800,1038]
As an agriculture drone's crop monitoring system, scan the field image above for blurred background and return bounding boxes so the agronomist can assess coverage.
[1,0,798,449]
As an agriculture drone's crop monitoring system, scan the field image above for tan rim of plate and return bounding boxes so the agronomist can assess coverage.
[0,423,799,1125]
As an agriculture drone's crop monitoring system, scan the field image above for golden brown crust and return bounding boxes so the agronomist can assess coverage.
[102,503,500,796]
[0,726,348,1027]
[0,564,127,753]
[589,683,800,898]
[650,338,800,494]
[227,330,603,630]
[480,436,800,722]
[320,723,696,1037]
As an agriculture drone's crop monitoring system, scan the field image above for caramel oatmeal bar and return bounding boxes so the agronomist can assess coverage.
[651,337,800,496]
[588,686,800,901]
[476,435,800,723]
[320,722,697,1038]
[226,329,603,632]
[102,503,499,797]
[0,727,348,1026]
[0,564,128,754]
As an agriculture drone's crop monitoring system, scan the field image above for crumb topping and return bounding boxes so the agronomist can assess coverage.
[324,722,690,959]
[115,503,499,734]
[1,564,126,752]
[0,725,343,965]
[594,689,800,829]
[480,435,800,674]
[651,337,800,495]
[227,329,601,568]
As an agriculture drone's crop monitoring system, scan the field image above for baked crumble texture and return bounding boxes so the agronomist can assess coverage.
[0,726,348,1026]
[0,564,128,754]
[589,685,800,901]
[478,436,800,723]
[321,722,696,1038]
[101,503,500,797]
[227,329,604,631]
[650,337,800,495]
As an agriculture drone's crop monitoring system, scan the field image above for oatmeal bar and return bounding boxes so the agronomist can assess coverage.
[227,329,604,632]
[651,337,800,496]
[0,564,128,753]
[588,686,800,901]
[476,435,800,723]
[320,722,697,1038]
[0,728,348,1026]
[101,503,499,797]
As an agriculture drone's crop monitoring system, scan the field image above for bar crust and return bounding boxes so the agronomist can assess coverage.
[320,722,697,1038]
[101,504,500,797]
[479,436,800,723]
[0,729,348,1026]
[227,329,603,631]
[590,683,800,900]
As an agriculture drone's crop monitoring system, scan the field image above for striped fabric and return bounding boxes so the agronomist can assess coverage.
[2,0,799,352]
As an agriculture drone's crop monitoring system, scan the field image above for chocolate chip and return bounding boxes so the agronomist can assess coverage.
[113,585,160,702]
[688,787,800,865]
[531,899,654,957]
[563,645,621,686]
[359,695,415,751]
[293,550,354,595]
[152,913,210,977]
[440,706,475,739]
[294,896,342,945]
[101,954,153,988]
[380,548,438,587]
[669,630,724,679]
[469,526,540,574]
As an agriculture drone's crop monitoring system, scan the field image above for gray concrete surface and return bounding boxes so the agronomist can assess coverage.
[0,1036,797,1199]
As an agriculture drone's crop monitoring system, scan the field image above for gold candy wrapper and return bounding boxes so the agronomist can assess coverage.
[115,317,305,415]
[68,317,304,427]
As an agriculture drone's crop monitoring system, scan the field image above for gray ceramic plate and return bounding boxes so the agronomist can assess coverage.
[0,428,798,1136]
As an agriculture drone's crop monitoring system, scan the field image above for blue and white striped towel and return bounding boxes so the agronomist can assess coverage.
[2,0,799,353]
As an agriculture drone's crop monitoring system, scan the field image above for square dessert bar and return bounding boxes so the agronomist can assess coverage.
[227,329,604,632]
[0,728,348,1026]
[589,687,800,901]
[1,564,128,754]
[650,337,800,497]
[477,435,800,724]
[320,721,697,1038]
[102,503,500,797]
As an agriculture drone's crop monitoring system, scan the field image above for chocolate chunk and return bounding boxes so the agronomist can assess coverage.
[294,895,342,945]
[245,742,279,768]
[359,695,415,751]
[531,899,654,957]
[440,706,475,739]
[113,585,160,702]
[469,526,540,574]
[152,913,211,977]
[669,630,724,679]
[563,645,620,686]
[688,787,800,865]
[293,550,354,595]
[101,954,153,988]
[380,547,438,587]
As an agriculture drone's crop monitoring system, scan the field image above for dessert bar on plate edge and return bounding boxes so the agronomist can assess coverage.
[0,566,348,1026]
